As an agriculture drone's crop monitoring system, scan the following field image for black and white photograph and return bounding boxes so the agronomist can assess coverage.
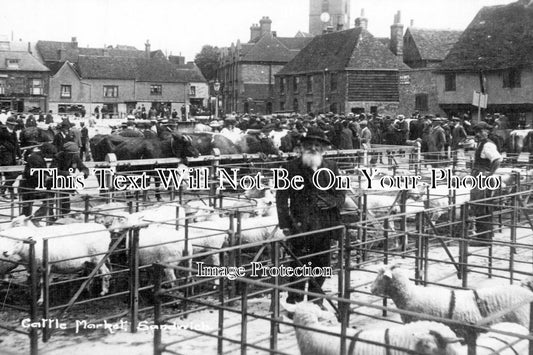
[1,0,533,354]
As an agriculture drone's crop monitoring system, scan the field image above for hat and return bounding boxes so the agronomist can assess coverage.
[62,142,79,154]
[473,121,493,131]
[127,115,135,120]
[397,114,405,120]
[360,120,368,125]
[301,127,331,145]
[450,116,460,121]
[60,121,70,129]
[6,116,16,125]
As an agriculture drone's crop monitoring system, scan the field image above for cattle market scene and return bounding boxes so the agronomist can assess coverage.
[2,0,533,354]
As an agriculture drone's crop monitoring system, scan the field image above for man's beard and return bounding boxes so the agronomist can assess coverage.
[302,150,323,170]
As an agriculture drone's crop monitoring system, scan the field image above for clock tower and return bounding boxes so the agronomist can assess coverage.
[309,0,351,36]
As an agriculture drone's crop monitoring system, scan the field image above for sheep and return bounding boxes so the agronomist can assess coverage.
[371,264,533,331]
[288,302,462,355]
[91,202,129,227]
[0,221,111,304]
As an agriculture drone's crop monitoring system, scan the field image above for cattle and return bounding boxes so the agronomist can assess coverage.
[236,132,280,155]
[509,129,533,154]
[0,222,111,304]
[188,132,241,155]
[20,127,54,148]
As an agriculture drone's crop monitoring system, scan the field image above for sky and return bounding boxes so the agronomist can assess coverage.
[0,0,517,61]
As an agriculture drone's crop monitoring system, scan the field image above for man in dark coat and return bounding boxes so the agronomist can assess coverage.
[276,128,345,305]
[19,143,57,217]
[0,116,21,198]
[53,121,75,151]
[45,110,54,124]
[50,142,89,216]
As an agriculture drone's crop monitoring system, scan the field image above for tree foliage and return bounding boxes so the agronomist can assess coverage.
[194,45,220,81]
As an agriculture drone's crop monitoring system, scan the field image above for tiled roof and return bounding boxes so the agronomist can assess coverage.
[241,34,299,62]
[0,51,49,71]
[439,1,533,71]
[407,28,462,61]
[75,56,194,83]
[277,28,407,75]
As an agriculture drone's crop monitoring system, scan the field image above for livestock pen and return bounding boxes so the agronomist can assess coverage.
[1,145,533,354]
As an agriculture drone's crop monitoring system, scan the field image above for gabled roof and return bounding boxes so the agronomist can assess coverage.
[295,31,313,38]
[439,1,533,71]
[241,33,306,62]
[407,28,462,61]
[74,56,192,83]
[277,27,407,75]
[173,63,207,82]
[0,51,49,71]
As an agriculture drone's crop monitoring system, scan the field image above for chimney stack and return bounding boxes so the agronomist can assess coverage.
[259,16,272,37]
[145,40,151,58]
[250,24,261,42]
[410,19,414,27]
[71,37,78,49]
[389,11,404,58]
[354,9,368,30]
[27,42,32,54]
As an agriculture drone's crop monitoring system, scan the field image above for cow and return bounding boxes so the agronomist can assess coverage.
[509,129,533,154]
[188,132,241,155]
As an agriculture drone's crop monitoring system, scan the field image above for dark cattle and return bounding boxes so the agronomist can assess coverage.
[89,134,131,162]
[20,127,54,147]
[112,133,198,161]
[188,132,245,155]
[237,133,279,155]
[112,133,199,201]
[490,129,511,152]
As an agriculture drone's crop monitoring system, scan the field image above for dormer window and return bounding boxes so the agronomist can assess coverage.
[6,59,19,69]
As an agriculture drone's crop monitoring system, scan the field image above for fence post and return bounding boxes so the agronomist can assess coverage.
[218,252,225,355]
[28,240,39,355]
[83,195,90,223]
[43,239,51,342]
[382,218,389,317]
[129,227,140,333]
[240,282,248,355]
[153,264,163,355]
[269,240,280,351]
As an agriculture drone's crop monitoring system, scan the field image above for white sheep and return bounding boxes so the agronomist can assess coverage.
[288,302,462,355]
[0,221,111,304]
[91,202,129,227]
[371,264,533,329]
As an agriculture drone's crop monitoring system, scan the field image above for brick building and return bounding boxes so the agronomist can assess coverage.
[274,23,407,116]
[0,40,49,113]
[217,17,312,115]
[48,55,191,118]
[436,0,533,126]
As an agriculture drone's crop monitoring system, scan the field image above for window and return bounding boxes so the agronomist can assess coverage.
[415,94,429,112]
[31,79,43,95]
[293,77,299,92]
[103,85,119,98]
[6,59,19,69]
[503,69,521,88]
[306,101,313,113]
[293,98,299,112]
[306,75,313,94]
[279,101,285,111]
[189,85,196,97]
[0,79,5,95]
[444,73,456,91]
[279,78,285,95]
[60,85,71,98]
[330,102,337,113]
[150,84,162,95]
[330,72,338,92]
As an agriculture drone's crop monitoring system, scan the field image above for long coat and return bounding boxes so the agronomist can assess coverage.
[0,126,20,165]
[276,157,345,237]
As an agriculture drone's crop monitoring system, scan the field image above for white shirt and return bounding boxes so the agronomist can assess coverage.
[0,113,6,125]
[480,141,502,162]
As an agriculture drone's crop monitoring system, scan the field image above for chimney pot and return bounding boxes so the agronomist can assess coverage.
[27,42,32,54]
[410,19,414,27]
[145,40,151,58]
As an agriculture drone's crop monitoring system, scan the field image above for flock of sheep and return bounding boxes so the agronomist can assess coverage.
[288,264,533,354]
[1,162,533,354]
